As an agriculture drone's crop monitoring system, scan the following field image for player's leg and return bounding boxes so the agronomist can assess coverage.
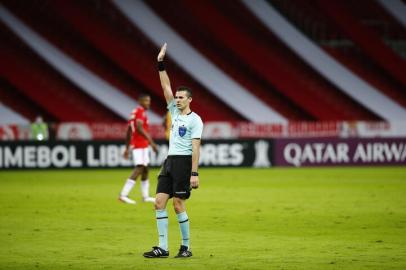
[172,157,193,258]
[140,166,154,202]
[143,192,171,258]
[119,148,144,204]
[143,192,170,258]
[155,192,170,251]
[173,197,192,257]
[143,159,172,258]
[140,148,155,202]
[118,165,143,204]
[173,197,192,258]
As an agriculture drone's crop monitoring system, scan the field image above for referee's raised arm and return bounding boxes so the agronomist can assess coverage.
[157,43,174,105]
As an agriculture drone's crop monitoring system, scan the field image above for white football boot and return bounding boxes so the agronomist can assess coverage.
[143,197,156,203]
[119,196,136,204]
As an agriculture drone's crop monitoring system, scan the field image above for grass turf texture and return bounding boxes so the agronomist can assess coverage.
[0,167,405,270]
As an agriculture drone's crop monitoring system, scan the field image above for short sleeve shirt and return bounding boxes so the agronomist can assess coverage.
[167,99,203,156]
[129,106,149,148]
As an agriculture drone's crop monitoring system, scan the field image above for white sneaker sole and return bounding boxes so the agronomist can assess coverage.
[143,197,156,203]
[119,196,136,204]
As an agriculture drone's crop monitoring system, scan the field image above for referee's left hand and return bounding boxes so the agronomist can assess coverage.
[191,176,199,189]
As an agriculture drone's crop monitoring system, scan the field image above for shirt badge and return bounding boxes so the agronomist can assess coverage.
[178,126,187,137]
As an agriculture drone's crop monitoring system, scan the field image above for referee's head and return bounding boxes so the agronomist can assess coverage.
[175,86,192,110]
[176,86,192,97]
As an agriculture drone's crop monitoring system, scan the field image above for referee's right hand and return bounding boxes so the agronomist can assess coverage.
[157,43,167,61]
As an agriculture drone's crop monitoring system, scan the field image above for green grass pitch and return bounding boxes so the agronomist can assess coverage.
[1,167,406,270]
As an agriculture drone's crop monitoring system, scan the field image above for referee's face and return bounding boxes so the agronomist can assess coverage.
[175,91,191,110]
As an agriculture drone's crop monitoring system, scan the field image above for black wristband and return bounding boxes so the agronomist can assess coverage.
[191,172,199,176]
[158,61,165,71]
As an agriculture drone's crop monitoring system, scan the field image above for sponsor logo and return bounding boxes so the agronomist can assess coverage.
[253,140,271,167]
[0,145,83,168]
[0,144,134,169]
[0,140,267,169]
[284,143,349,167]
[199,143,244,166]
[352,142,406,163]
[282,141,406,167]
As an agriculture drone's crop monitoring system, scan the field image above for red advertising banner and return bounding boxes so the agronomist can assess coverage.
[56,123,166,140]
[0,124,31,140]
[2,121,406,141]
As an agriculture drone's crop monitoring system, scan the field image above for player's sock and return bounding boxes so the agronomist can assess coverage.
[177,211,190,248]
[120,179,135,197]
[140,179,150,198]
[156,209,168,251]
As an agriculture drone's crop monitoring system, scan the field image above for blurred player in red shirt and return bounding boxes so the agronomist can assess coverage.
[119,93,158,204]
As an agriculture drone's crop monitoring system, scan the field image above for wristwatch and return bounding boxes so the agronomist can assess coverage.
[191,172,199,176]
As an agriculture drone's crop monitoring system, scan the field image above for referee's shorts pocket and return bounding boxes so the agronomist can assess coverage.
[157,175,173,196]
[158,159,169,176]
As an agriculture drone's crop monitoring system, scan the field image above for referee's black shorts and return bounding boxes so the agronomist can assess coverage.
[156,155,192,199]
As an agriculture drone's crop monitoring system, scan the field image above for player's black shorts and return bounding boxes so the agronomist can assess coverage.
[157,155,192,199]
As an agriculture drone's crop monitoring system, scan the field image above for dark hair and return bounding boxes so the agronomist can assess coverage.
[176,86,192,97]
[138,93,150,100]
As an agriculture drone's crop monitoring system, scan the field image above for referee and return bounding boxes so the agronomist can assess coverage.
[143,43,204,258]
